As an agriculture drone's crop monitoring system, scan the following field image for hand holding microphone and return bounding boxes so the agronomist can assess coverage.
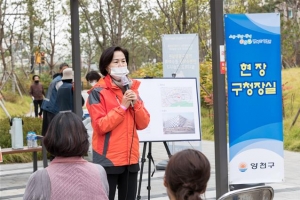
[121,90,137,108]
[121,76,136,108]
[120,94,131,109]
[121,90,136,109]
[126,90,137,104]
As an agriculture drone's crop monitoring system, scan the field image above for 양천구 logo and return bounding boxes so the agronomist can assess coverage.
[238,162,248,172]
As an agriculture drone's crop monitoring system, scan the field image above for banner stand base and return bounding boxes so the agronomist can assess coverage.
[229,183,265,191]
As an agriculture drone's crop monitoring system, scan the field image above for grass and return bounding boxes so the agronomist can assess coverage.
[200,107,214,141]
[282,68,300,152]
[0,95,32,119]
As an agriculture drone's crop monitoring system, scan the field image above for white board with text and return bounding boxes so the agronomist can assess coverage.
[136,78,201,142]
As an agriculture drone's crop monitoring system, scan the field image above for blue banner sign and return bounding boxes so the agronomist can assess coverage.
[225,13,284,184]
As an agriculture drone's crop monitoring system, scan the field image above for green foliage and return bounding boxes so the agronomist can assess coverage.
[281,68,300,151]
[224,0,247,13]
[130,62,163,78]
[284,125,300,152]
[0,118,11,147]
[0,117,43,148]
[200,60,213,108]
[201,107,214,141]
[0,117,43,163]
[39,73,53,94]
[0,95,32,119]
[2,91,19,103]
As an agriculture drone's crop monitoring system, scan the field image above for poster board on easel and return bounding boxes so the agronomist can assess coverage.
[136,78,201,142]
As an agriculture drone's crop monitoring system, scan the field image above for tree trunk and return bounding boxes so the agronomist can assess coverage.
[0,4,8,83]
[182,0,186,33]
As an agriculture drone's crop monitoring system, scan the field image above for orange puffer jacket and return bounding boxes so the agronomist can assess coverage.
[86,75,150,167]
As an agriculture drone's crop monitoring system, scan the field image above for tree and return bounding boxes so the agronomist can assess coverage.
[225,0,300,67]
[141,0,211,62]
[0,0,28,96]
[0,0,8,84]
[78,0,148,71]
[80,18,98,73]
[280,0,300,67]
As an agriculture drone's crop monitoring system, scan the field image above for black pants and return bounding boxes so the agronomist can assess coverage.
[107,169,138,200]
[33,100,43,117]
[42,111,56,161]
[42,111,56,136]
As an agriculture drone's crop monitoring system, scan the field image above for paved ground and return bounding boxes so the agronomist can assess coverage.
[0,140,299,200]
[2,91,299,199]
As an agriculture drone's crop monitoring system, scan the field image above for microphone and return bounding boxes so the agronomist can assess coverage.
[121,75,130,91]
[121,76,133,108]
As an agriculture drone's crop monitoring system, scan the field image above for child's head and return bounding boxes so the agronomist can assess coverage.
[164,149,211,200]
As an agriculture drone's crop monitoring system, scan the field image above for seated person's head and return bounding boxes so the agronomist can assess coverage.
[164,149,211,200]
[44,112,89,157]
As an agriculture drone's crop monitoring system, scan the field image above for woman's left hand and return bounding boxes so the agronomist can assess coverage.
[125,90,137,105]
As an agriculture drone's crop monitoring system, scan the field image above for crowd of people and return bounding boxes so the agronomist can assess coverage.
[24,46,211,200]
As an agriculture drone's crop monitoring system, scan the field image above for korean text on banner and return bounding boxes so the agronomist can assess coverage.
[225,13,284,184]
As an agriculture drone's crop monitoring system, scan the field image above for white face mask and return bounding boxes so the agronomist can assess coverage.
[109,66,129,80]
[89,81,97,87]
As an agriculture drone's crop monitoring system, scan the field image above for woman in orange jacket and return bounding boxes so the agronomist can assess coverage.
[86,46,150,200]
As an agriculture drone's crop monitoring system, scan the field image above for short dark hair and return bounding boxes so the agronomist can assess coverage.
[165,149,211,200]
[85,71,101,82]
[99,46,129,76]
[59,62,69,70]
[44,112,89,157]
[32,75,39,80]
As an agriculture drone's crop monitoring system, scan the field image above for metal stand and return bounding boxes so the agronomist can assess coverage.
[37,135,48,168]
[137,142,152,200]
[137,142,172,200]
[33,151,38,172]
[156,142,172,170]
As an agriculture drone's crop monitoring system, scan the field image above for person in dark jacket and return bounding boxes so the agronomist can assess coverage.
[56,68,85,112]
[41,63,69,136]
[29,75,45,118]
